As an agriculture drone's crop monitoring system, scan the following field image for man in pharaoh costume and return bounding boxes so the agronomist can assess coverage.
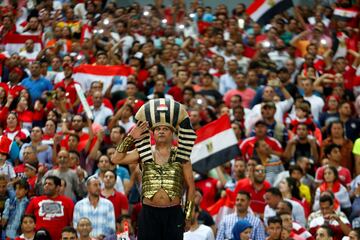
[112,98,197,240]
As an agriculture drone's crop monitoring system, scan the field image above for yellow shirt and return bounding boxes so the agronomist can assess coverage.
[299,183,311,204]
[353,138,360,155]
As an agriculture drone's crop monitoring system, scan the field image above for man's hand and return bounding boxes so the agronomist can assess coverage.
[129,121,148,139]
[76,166,85,181]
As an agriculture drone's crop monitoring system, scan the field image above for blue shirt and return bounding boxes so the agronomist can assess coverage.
[20,143,53,169]
[3,196,29,239]
[21,76,53,103]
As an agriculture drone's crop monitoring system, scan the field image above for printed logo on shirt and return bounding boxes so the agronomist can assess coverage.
[38,200,64,219]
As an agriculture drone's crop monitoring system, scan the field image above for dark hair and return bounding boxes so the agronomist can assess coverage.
[284,178,300,200]
[116,214,131,224]
[319,194,334,206]
[324,143,341,157]
[279,200,293,212]
[327,121,344,137]
[111,125,126,134]
[68,150,80,160]
[104,169,117,181]
[45,176,62,187]
[324,166,339,182]
[34,228,52,240]
[318,224,334,237]
[289,165,303,175]
[237,190,251,200]
[267,216,282,226]
[182,86,195,96]
[61,226,77,236]
[18,214,36,235]
[14,178,30,191]
[266,187,282,197]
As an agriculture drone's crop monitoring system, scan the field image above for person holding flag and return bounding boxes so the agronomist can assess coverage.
[111,98,197,240]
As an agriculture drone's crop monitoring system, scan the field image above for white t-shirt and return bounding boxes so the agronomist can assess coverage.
[19,50,39,62]
[304,94,325,122]
[184,224,215,240]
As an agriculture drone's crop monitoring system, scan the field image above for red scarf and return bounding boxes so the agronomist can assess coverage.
[319,180,341,193]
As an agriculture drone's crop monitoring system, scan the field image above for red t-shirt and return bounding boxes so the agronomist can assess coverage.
[195,177,219,210]
[315,166,352,187]
[115,98,144,113]
[234,178,271,215]
[60,132,96,152]
[239,136,283,161]
[54,80,79,104]
[8,85,25,98]
[25,195,74,240]
[167,86,183,103]
[101,191,129,220]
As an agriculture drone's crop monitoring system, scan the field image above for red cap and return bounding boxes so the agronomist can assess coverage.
[0,136,12,155]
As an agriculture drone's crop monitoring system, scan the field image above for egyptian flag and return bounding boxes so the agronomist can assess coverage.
[207,189,235,226]
[3,33,43,55]
[246,0,294,25]
[332,31,349,60]
[333,7,358,21]
[191,115,240,175]
[72,64,134,95]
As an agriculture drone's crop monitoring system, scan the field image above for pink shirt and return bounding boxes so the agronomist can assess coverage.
[223,88,256,108]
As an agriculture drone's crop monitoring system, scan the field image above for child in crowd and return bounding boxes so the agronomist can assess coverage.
[2,179,29,239]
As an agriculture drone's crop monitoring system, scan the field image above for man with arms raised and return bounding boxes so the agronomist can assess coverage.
[112,98,196,240]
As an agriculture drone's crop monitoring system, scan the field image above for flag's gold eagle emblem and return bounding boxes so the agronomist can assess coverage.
[206,141,213,153]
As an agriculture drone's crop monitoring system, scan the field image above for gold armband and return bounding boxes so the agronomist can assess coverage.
[116,135,135,153]
[184,200,194,221]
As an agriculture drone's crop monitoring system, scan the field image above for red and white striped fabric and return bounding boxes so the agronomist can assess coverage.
[207,189,235,226]
[246,0,293,25]
[3,33,42,55]
[333,7,358,20]
[80,24,92,43]
[72,64,134,94]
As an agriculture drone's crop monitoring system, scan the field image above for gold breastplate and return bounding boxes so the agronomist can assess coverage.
[142,149,184,200]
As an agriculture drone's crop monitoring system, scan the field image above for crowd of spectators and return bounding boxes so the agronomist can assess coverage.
[0,0,360,239]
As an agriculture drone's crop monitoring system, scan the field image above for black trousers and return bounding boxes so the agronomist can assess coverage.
[137,204,184,240]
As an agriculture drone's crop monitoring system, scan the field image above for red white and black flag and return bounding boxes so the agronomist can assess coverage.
[333,7,358,22]
[190,115,240,175]
[246,0,294,25]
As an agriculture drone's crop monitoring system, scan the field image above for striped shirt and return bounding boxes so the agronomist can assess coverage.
[216,212,266,240]
[73,197,116,238]
[265,155,285,185]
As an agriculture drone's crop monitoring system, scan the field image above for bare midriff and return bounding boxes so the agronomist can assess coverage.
[143,188,181,207]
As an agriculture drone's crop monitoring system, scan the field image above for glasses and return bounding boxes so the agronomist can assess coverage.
[255,169,265,174]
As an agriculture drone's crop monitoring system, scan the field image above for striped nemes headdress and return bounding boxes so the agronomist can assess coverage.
[134,98,197,163]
